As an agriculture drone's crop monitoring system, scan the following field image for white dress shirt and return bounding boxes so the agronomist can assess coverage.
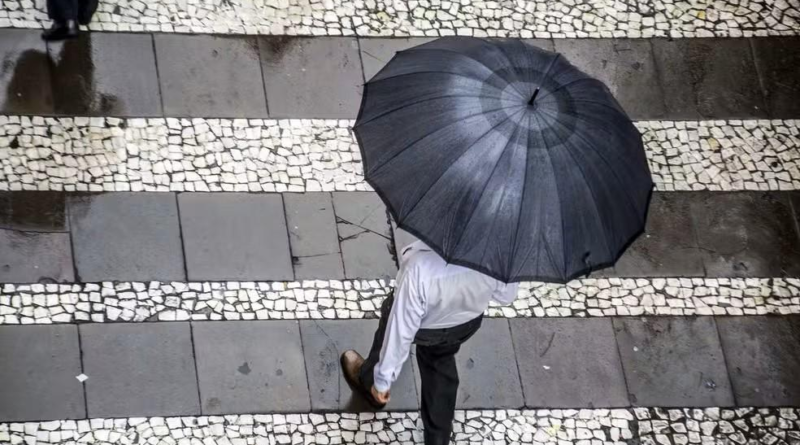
[373,241,519,392]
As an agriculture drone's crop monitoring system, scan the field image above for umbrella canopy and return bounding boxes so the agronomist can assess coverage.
[353,37,653,283]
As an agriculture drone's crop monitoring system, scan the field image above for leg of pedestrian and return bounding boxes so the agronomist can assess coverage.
[43,0,79,40]
[415,342,462,445]
[414,315,482,444]
[77,0,98,25]
[341,294,394,408]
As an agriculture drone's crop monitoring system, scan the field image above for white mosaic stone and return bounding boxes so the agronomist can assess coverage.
[640,120,800,192]
[0,116,367,193]
[1,277,798,324]
[1,0,799,38]
[1,408,798,444]
[1,116,799,193]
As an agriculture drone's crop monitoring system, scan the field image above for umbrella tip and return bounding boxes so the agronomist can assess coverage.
[528,88,541,106]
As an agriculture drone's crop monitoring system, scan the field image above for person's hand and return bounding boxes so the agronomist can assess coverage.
[371,385,391,405]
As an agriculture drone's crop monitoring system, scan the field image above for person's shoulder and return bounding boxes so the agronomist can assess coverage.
[406,248,447,270]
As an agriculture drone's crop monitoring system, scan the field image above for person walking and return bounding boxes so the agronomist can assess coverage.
[347,36,653,445]
[42,0,98,41]
[341,240,518,445]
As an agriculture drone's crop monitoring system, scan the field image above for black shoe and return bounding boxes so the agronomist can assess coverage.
[340,350,387,409]
[42,20,79,41]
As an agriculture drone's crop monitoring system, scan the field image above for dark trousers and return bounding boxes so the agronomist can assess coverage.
[47,0,98,24]
[359,294,483,445]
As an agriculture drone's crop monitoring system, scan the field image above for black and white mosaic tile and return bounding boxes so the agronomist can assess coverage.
[0,117,366,193]
[1,277,798,325]
[641,120,800,192]
[1,408,798,444]
[1,0,799,38]
[1,116,799,193]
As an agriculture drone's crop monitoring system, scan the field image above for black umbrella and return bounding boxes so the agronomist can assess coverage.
[353,37,653,283]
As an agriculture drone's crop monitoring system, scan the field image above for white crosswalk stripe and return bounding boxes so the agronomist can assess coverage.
[1,0,799,38]
[1,277,798,325]
[2,407,798,444]
[2,116,798,193]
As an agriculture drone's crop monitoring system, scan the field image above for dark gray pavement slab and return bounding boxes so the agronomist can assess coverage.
[178,193,293,281]
[193,321,310,414]
[0,191,68,232]
[333,192,391,236]
[0,229,74,283]
[291,254,344,281]
[339,230,396,279]
[80,323,199,418]
[0,190,73,283]
[613,317,734,407]
[521,39,556,52]
[752,37,800,118]
[717,316,800,406]
[0,29,53,114]
[260,37,363,118]
[792,192,800,231]
[614,192,704,277]
[47,32,161,116]
[68,193,185,282]
[652,38,768,119]
[688,192,800,277]
[0,325,84,422]
[510,318,629,408]
[284,193,344,279]
[299,320,418,412]
[553,39,666,119]
[155,34,267,117]
[455,319,524,409]
[333,192,396,279]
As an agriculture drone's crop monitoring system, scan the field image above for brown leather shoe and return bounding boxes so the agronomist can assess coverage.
[340,350,386,409]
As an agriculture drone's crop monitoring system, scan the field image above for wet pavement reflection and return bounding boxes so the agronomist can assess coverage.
[0,191,68,232]
[0,29,54,114]
[2,29,165,117]
[47,32,161,116]
[0,191,73,283]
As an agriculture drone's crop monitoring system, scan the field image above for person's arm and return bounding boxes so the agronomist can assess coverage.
[373,261,427,393]
[491,282,520,305]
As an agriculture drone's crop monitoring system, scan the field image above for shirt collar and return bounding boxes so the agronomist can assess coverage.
[402,240,432,256]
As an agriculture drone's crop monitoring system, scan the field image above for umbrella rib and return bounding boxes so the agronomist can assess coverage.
[488,40,533,98]
[531,112,569,281]
[397,107,525,224]
[540,109,647,226]
[534,77,604,103]
[531,52,561,96]
[366,105,524,177]
[367,70,509,96]
[558,132,616,262]
[509,111,533,277]
[354,94,503,128]
[452,122,522,272]
[403,47,528,98]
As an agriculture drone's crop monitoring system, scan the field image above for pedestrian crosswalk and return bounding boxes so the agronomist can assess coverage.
[1,2,800,441]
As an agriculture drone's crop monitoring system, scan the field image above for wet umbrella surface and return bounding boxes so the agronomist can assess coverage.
[354,37,653,283]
